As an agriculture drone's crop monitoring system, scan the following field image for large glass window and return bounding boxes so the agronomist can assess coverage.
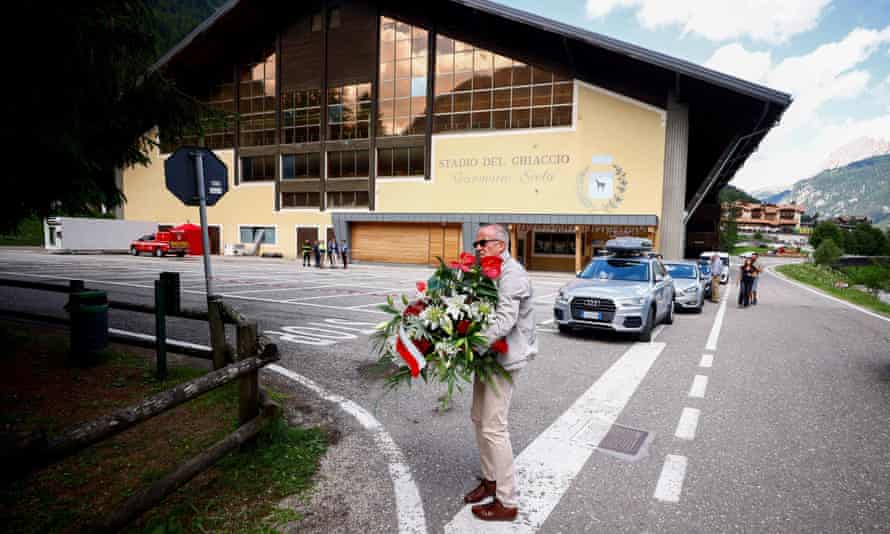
[328,83,372,140]
[327,150,369,178]
[534,232,576,256]
[281,89,321,144]
[161,81,235,152]
[282,153,321,179]
[377,146,425,177]
[241,155,276,182]
[378,17,428,136]
[327,190,369,208]
[239,226,277,244]
[433,36,572,133]
[239,52,276,146]
[282,192,321,208]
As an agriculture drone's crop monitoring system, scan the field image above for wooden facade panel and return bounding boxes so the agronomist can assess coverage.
[444,226,461,263]
[326,178,370,192]
[351,222,430,264]
[281,10,323,90]
[326,0,377,84]
[280,180,321,193]
[429,226,444,264]
[529,256,574,272]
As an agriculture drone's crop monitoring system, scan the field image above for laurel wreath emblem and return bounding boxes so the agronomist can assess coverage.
[576,164,628,211]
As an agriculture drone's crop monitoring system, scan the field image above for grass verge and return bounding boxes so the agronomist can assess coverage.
[775,263,890,317]
[0,321,327,533]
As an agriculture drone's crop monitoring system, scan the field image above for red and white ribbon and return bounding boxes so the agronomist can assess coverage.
[395,325,427,377]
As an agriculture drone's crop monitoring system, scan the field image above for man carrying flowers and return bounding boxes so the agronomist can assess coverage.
[463,224,537,522]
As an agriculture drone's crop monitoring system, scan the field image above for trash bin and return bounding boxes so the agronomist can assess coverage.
[67,290,109,360]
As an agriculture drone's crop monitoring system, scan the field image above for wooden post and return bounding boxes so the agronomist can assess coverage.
[509,224,517,258]
[207,296,228,370]
[575,226,583,273]
[236,321,259,426]
[154,280,167,381]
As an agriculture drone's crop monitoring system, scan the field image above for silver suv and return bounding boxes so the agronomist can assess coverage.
[553,238,675,342]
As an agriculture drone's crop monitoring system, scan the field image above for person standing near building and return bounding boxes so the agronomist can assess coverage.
[329,238,339,267]
[325,238,335,267]
[462,224,536,522]
[301,240,312,267]
[709,253,722,303]
[318,239,326,268]
[313,240,321,268]
[340,240,349,269]
[738,257,756,307]
[750,252,764,305]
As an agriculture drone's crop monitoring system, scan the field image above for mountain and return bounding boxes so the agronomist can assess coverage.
[719,184,759,204]
[150,0,223,57]
[791,154,890,224]
[823,137,890,171]
[751,186,792,204]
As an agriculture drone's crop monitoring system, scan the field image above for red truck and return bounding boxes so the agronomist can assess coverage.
[130,230,189,257]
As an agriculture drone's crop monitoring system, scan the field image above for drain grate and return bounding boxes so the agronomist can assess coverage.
[595,424,651,461]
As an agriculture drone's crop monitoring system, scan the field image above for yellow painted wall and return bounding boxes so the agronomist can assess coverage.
[122,148,333,258]
[378,81,666,218]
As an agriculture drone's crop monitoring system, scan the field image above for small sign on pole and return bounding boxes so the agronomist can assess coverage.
[164,146,228,298]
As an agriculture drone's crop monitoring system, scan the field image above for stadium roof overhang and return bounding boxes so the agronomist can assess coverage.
[153,0,792,221]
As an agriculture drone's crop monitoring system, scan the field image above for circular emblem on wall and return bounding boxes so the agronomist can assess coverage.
[576,161,628,212]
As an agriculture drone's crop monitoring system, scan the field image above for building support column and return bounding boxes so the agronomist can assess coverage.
[509,224,517,258]
[659,93,689,259]
[575,226,582,273]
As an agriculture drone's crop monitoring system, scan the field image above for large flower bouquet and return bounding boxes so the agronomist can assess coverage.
[372,252,511,408]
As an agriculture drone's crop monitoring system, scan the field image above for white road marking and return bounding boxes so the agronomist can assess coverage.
[444,341,666,533]
[539,318,555,325]
[766,265,890,324]
[107,328,211,351]
[699,354,713,368]
[704,285,728,352]
[267,364,428,534]
[653,454,688,503]
[674,408,700,440]
[652,324,665,341]
[688,375,708,398]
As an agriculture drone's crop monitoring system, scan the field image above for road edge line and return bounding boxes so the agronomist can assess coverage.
[766,265,890,324]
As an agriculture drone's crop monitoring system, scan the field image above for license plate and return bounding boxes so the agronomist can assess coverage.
[581,310,602,320]
[170,241,188,248]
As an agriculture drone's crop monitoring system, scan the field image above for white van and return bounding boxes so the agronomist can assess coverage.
[699,251,730,284]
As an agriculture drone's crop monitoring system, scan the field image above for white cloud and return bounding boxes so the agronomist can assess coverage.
[720,26,890,191]
[585,0,831,43]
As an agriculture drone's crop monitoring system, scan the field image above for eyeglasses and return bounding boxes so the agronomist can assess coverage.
[473,239,503,248]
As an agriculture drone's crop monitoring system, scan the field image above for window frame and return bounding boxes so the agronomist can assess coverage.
[237,225,278,245]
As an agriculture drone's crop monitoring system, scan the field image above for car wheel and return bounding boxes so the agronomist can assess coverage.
[176,252,186,257]
[153,248,163,257]
[557,324,571,334]
[638,307,655,342]
[130,247,138,256]
[663,297,675,324]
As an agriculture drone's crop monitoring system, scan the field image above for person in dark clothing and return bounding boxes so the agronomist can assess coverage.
[301,240,312,267]
[326,239,335,267]
[313,240,321,268]
[738,257,756,307]
[340,240,349,268]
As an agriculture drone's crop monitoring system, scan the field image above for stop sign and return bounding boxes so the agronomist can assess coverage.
[164,146,228,206]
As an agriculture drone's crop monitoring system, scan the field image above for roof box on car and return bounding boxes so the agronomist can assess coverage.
[605,237,653,256]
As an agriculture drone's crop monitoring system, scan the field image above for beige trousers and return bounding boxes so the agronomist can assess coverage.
[711,275,721,303]
[471,371,518,507]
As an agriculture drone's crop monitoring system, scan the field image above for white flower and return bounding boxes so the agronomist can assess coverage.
[442,295,467,320]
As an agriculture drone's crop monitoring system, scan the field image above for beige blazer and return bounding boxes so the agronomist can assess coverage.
[482,253,538,371]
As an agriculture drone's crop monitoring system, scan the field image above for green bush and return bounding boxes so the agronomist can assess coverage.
[844,264,890,293]
[810,221,844,251]
[814,238,842,266]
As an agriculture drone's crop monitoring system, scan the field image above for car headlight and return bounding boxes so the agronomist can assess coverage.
[683,286,699,294]
[617,296,645,306]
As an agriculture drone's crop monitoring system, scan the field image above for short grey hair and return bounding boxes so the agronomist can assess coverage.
[480,224,509,247]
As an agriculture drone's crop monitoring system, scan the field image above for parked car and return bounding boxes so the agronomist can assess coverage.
[130,231,189,257]
[699,251,730,284]
[664,261,704,313]
[554,237,675,342]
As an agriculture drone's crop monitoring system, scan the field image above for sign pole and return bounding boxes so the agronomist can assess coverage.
[192,152,215,298]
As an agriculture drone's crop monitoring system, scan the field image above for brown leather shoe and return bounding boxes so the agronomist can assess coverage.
[472,498,518,521]
[463,478,496,503]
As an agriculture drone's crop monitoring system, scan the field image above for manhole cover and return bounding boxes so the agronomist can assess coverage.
[599,424,648,455]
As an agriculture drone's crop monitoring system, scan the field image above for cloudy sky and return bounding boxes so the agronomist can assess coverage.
[503,0,890,192]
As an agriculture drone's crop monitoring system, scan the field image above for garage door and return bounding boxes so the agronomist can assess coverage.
[351,223,461,265]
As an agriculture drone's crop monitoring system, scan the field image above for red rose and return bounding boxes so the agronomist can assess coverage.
[413,338,432,354]
[481,256,503,279]
[459,252,476,268]
[456,320,471,335]
[449,260,461,269]
[491,338,509,354]
[416,281,427,293]
[403,301,426,317]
